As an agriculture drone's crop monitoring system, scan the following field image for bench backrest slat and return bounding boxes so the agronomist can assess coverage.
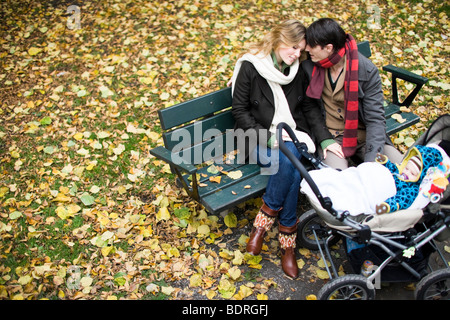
[163,110,235,150]
[158,87,232,131]
[357,41,371,58]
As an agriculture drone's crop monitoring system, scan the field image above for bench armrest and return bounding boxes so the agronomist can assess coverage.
[382,64,428,107]
[382,64,428,85]
[149,146,197,174]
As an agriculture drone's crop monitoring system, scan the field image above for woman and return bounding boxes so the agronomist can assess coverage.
[230,20,324,279]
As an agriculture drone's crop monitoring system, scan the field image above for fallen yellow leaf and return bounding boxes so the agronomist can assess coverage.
[232,250,244,265]
[227,170,243,180]
[18,275,32,285]
[209,176,221,183]
[67,204,81,215]
[391,113,406,123]
[189,274,202,288]
[399,106,411,112]
[227,266,241,280]
[52,193,72,203]
[257,293,269,300]
[298,247,311,258]
[146,131,160,141]
[233,285,252,300]
[219,249,234,260]
[56,206,73,220]
[101,245,114,257]
[206,290,217,300]
[156,206,170,221]
[218,278,236,299]
[316,268,330,280]
[224,212,237,228]
[197,224,210,235]
[28,47,42,56]
[317,258,331,269]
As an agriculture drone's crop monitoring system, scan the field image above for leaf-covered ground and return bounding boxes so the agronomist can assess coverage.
[0,0,449,300]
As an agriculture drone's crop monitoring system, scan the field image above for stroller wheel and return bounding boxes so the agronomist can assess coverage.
[415,268,450,300]
[317,275,376,300]
[297,209,341,250]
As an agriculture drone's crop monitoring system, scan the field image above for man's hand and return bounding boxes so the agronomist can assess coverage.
[323,142,344,159]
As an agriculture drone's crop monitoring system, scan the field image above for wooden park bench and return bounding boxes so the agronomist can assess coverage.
[149,41,428,215]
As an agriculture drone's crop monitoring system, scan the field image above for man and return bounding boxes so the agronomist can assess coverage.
[302,18,402,169]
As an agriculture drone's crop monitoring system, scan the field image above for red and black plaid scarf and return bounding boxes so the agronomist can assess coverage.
[306,34,359,157]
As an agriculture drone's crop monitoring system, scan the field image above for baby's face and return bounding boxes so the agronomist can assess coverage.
[403,161,420,180]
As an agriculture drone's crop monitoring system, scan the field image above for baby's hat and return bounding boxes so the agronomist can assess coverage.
[409,155,422,172]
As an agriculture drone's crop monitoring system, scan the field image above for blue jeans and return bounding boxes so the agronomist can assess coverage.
[250,141,302,227]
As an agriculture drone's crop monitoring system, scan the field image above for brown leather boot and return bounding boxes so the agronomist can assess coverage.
[279,223,298,279]
[246,202,280,255]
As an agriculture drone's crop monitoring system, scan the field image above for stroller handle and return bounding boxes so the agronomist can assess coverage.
[276,123,336,215]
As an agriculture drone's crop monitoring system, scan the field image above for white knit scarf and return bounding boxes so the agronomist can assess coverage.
[231,53,315,153]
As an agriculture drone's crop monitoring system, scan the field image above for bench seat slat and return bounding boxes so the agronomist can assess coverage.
[149,146,197,174]
[200,173,269,213]
[386,112,420,136]
[176,163,261,198]
[196,163,262,197]
[384,103,400,117]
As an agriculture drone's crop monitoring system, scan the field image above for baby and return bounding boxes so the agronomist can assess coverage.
[399,155,422,181]
[375,145,444,214]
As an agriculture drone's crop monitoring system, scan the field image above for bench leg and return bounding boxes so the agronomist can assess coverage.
[219,210,229,218]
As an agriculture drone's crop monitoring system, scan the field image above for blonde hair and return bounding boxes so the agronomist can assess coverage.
[247,19,306,57]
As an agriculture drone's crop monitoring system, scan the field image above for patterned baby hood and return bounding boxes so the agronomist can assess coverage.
[399,145,444,183]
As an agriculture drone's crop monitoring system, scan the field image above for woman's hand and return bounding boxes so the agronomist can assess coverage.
[323,142,345,159]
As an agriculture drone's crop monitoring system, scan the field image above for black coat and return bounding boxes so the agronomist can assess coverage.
[231,60,328,158]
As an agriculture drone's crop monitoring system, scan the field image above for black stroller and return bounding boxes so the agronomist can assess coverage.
[277,114,450,300]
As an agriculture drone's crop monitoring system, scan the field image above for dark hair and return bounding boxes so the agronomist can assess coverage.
[306,18,346,52]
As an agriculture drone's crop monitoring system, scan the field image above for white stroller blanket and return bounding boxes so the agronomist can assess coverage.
[300,144,450,217]
[300,162,396,216]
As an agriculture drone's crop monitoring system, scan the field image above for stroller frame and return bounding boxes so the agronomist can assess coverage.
[316,209,449,286]
[276,122,450,300]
